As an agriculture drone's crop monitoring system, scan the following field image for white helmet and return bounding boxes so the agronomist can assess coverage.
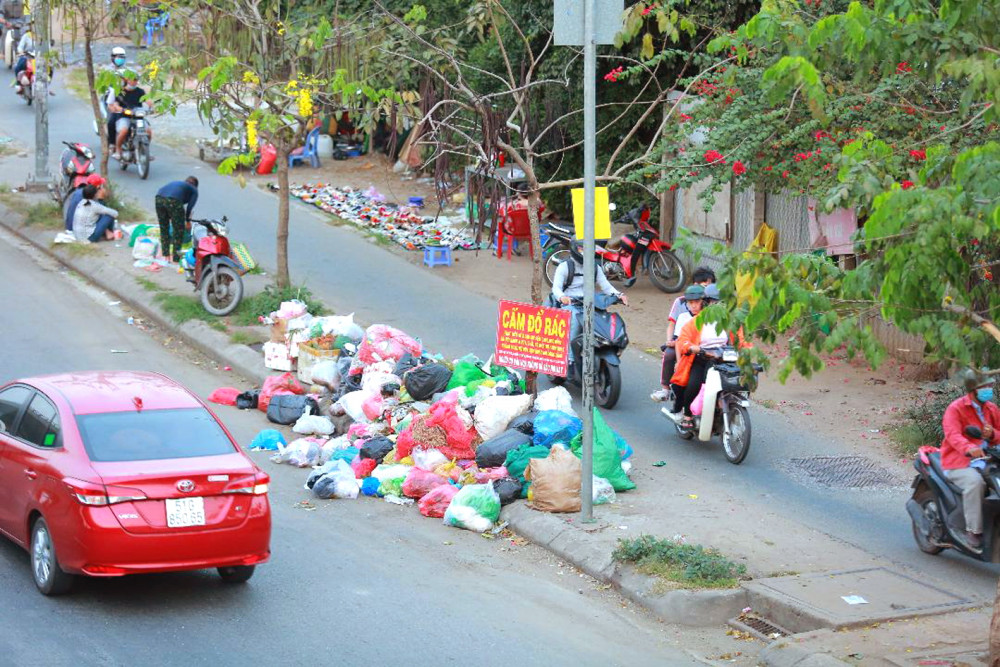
[111,46,126,57]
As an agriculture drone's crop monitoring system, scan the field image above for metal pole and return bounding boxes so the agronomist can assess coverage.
[580,0,596,523]
[32,0,51,187]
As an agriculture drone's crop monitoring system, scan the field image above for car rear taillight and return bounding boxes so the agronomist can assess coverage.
[222,472,270,496]
[64,478,147,506]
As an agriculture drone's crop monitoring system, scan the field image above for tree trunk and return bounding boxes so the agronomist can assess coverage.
[524,173,545,396]
[990,580,1000,666]
[275,142,291,289]
[82,23,110,179]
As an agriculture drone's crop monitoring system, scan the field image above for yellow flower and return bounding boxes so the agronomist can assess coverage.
[285,79,299,93]
[276,20,286,36]
[147,60,159,80]
[242,70,260,85]
[246,119,258,148]
[297,89,313,118]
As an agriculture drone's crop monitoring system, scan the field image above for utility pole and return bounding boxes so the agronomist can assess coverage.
[29,0,51,190]
[579,0,596,523]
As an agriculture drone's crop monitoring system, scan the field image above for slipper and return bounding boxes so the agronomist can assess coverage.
[145,263,162,273]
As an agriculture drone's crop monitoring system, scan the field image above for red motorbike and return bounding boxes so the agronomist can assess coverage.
[543,204,687,293]
[184,218,244,316]
[53,141,96,204]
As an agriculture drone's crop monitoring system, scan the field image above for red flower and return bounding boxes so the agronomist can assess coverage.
[903,106,916,115]
[940,125,946,131]
[704,149,725,164]
[732,161,747,176]
[901,180,915,189]
[781,170,790,178]
[794,152,812,162]
[668,184,678,191]
[679,113,692,123]
[764,166,773,171]
[603,66,624,83]
[814,130,831,141]
[823,163,833,171]
[642,6,652,15]
[896,61,913,73]
[986,271,994,281]
[909,149,926,160]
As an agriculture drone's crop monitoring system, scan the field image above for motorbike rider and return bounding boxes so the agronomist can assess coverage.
[939,369,999,551]
[109,70,152,161]
[104,46,128,143]
[651,266,717,402]
[666,284,746,426]
[550,244,628,374]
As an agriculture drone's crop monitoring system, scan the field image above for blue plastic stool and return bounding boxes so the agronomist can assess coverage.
[423,246,452,267]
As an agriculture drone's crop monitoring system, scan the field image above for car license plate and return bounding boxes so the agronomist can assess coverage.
[166,497,205,528]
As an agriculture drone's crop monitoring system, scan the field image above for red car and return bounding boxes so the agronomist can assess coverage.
[0,371,271,595]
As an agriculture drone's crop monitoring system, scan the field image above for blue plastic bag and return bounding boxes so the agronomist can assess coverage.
[331,446,360,465]
[615,432,633,461]
[533,410,583,449]
[250,429,286,451]
[361,477,382,497]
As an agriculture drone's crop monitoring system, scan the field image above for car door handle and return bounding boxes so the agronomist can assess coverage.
[24,469,37,480]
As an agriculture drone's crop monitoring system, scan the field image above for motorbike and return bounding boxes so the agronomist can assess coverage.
[3,16,23,69]
[116,107,152,179]
[907,426,1000,561]
[13,50,32,105]
[666,346,757,464]
[543,204,687,294]
[52,141,96,204]
[547,293,628,409]
[183,218,244,316]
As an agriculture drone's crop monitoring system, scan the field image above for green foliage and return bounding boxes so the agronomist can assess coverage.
[613,535,747,589]
[24,203,64,229]
[902,390,964,452]
[233,284,328,327]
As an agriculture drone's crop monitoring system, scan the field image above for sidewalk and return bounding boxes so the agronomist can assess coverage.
[0,192,990,666]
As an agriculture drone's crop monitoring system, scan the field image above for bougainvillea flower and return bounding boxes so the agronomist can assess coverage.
[896,61,913,73]
[704,149,725,164]
[901,180,915,189]
[732,161,747,176]
[909,149,926,160]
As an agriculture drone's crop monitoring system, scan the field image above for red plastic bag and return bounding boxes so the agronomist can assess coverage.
[362,393,384,421]
[351,455,378,479]
[208,387,240,406]
[402,468,450,499]
[258,372,304,412]
[357,325,421,366]
[418,484,459,518]
[427,399,476,460]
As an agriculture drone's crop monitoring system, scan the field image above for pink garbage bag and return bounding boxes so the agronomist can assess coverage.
[357,324,421,366]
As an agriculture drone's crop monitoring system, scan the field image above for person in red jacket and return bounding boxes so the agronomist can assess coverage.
[940,369,999,550]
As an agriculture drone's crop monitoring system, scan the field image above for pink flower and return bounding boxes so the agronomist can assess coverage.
[603,66,625,83]
[814,130,831,141]
[909,149,926,161]
[642,5,652,15]
[901,180,915,189]
[764,166,773,171]
[732,161,747,176]
[704,149,725,164]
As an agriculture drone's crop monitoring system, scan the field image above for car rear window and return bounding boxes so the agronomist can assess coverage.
[76,408,237,462]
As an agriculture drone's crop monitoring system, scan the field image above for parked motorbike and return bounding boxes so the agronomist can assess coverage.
[116,107,152,179]
[13,50,32,105]
[547,293,628,409]
[907,426,1000,561]
[184,218,244,316]
[52,141,96,204]
[666,346,757,464]
[543,204,687,293]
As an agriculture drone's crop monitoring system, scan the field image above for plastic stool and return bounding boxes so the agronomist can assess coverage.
[423,245,452,267]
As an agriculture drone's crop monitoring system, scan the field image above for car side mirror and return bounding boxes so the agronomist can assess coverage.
[966,425,983,440]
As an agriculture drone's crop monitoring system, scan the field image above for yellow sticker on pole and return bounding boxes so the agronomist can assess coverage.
[571,187,612,240]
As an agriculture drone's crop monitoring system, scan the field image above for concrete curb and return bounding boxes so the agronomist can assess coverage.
[0,210,269,387]
[758,634,849,667]
[501,503,748,627]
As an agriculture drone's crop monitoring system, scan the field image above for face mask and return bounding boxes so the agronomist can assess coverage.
[113,57,125,67]
[125,84,136,91]
[977,387,994,403]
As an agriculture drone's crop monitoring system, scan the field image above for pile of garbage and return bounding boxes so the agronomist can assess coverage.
[289,183,477,251]
[216,300,635,534]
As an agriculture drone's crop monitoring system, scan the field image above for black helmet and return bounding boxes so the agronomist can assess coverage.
[569,243,583,264]
[959,368,990,393]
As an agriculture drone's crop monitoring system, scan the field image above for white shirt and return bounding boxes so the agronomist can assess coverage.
[551,258,620,302]
[17,32,32,54]
[700,322,729,349]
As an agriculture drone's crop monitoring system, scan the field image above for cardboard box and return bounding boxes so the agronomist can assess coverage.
[263,341,295,372]
[269,318,289,343]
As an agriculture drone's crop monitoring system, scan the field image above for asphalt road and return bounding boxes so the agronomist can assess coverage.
[0,227,721,665]
[2,45,996,604]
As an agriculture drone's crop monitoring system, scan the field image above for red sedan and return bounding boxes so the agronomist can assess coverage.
[0,371,270,595]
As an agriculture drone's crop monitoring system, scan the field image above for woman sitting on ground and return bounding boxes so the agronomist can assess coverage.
[72,183,118,243]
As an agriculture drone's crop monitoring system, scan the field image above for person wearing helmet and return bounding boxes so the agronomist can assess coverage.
[12,26,31,81]
[104,47,129,144]
[111,46,127,69]
[652,267,716,402]
[550,243,628,371]
[939,369,999,551]
[665,283,739,425]
[109,70,152,160]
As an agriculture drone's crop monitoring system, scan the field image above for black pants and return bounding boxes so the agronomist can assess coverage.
[660,346,677,387]
[672,356,709,416]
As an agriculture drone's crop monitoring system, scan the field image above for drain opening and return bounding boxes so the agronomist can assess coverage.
[728,614,791,642]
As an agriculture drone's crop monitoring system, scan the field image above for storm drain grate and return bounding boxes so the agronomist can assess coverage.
[787,456,902,489]
[728,614,790,642]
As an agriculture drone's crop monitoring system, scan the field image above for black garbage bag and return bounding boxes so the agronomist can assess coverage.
[394,353,421,378]
[476,429,533,468]
[359,435,394,461]
[266,395,320,426]
[404,363,453,401]
[508,411,538,435]
[493,477,523,505]
[235,389,260,410]
[312,475,338,499]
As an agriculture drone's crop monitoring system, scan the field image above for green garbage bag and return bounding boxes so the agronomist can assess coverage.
[570,409,636,492]
[503,443,551,498]
[447,359,525,396]
[128,223,153,247]
[443,483,501,532]
[378,477,404,497]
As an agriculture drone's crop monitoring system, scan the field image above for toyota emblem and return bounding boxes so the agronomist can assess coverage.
[176,479,195,493]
